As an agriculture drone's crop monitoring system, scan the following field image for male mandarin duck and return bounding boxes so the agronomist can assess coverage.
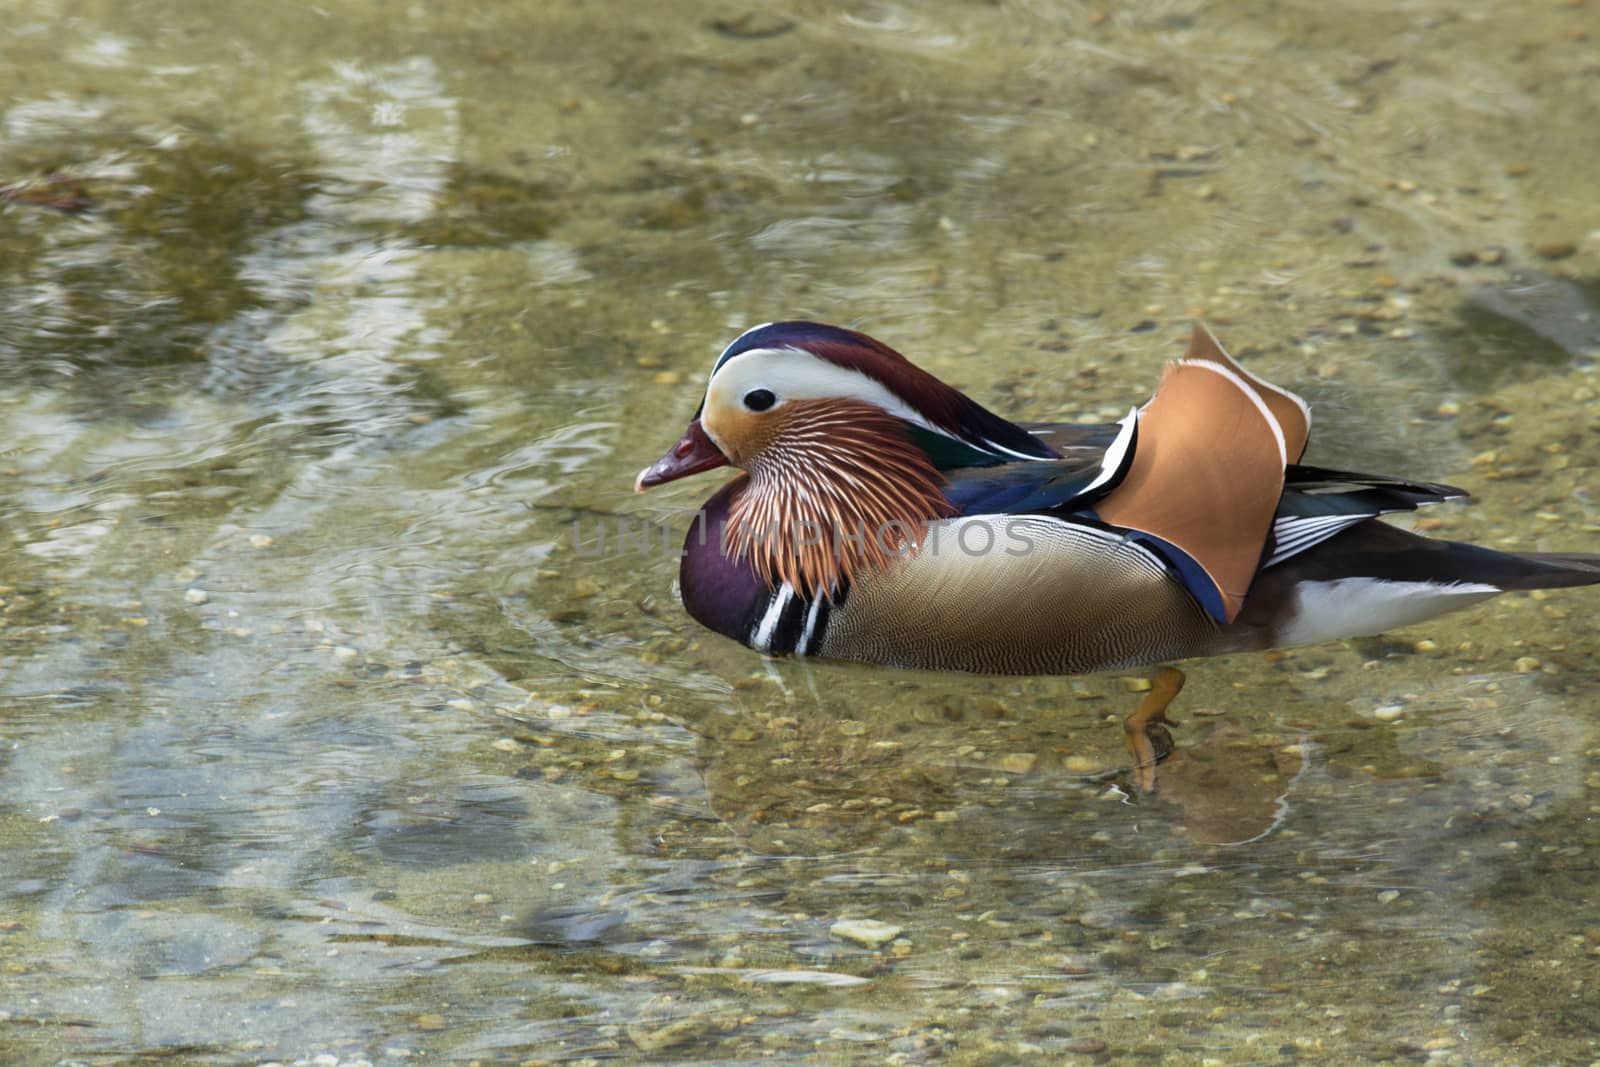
[635,321,1600,790]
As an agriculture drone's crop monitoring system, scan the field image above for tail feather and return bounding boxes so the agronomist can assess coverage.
[1237,522,1599,650]
[1496,551,1600,590]
[1270,519,1600,591]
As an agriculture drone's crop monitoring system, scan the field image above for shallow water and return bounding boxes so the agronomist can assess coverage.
[2,1,1599,1064]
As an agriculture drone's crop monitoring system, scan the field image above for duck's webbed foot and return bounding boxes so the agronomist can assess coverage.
[1123,666,1186,794]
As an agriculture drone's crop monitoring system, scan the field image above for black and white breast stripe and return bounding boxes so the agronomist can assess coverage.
[747,582,838,657]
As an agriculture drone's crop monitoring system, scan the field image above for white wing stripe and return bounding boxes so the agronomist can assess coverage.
[1265,514,1373,567]
[1080,407,1139,496]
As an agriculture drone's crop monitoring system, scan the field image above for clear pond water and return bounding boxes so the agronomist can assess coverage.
[2,1,1599,1064]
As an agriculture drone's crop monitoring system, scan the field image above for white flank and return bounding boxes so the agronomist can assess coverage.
[1278,578,1501,648]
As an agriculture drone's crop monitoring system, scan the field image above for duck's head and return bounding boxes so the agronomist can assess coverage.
[634,321,1056,597]
[635,320,1055,492]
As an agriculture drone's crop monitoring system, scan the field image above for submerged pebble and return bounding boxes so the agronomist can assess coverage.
[998,752,1039,774]
[1061,1037,1109,1054]
[1535,240,1577,260]
[830,918,904,948]
[626,1016,714,1052]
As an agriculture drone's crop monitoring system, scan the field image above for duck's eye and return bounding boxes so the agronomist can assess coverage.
[742,388,777,412]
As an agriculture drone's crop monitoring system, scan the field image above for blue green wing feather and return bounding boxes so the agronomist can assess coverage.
[939,418,1133,516]
[942,456,1115,514]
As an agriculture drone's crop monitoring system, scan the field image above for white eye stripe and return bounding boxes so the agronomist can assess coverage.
[706,346,990,453]
[703,345,1052,463]
[703,347,940,453]
[709,347,914,412]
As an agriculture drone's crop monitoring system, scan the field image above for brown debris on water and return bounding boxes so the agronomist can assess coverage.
[0,170,92,213]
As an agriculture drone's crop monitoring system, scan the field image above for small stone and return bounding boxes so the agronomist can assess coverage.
[1374,704,1405,722]
[830,918,904,948]
[1378,889,1400,904]
[998,753,1038,774]
[1062,1037,1108,1054]
[1121,676,1153,693]
[1476,247,1504,265]
[492,737,520,752]
[184,588,209,605]
[627,1017,714,1052]
[708,12,798,39]
[248,534,274,549]
[1535,241,1577,260]
[652,370,683,386]
[415,1012,447,1031]
[572,578,602,599]
[1514,656,1542,673]
[1435,400,1460,417]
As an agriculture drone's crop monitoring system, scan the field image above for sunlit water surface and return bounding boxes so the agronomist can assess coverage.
[2,1,1598,1064]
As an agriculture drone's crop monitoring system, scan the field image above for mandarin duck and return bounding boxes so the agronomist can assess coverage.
[636,321,1600,790]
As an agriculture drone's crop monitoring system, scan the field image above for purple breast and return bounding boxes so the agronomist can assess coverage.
[678,481,769,645]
